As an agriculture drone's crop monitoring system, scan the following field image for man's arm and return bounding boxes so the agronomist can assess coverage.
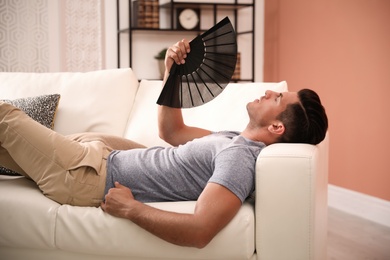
[101,182,242,248]
[158,39,211,146]
[158,106,211,146]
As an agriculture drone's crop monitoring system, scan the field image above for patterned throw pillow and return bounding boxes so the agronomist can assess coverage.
[0,94,61,175]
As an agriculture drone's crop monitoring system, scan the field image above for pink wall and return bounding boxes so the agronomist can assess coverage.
[264,0,390,201]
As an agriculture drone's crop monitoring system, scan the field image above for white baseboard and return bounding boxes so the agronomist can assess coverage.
[328,184,390,228]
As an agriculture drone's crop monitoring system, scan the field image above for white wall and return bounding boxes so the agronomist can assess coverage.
[103,0,118,70]
[0,0,51,72]
[1,0,105,73]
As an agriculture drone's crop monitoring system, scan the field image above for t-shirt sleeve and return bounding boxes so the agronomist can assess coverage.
[208,146,256,202]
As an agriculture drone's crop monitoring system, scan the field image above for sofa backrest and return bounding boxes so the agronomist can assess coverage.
[0,69,288,147]
[124,80,288,147]
[0,69,139,137]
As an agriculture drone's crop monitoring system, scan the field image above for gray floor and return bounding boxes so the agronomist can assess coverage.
[327,207,390,260]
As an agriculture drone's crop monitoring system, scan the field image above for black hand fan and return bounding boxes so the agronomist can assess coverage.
[157,17,237,108]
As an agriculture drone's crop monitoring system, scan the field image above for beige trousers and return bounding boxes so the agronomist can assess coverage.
[0,102,145,207]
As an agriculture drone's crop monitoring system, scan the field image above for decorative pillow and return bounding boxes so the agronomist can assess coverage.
[0,94,61,175]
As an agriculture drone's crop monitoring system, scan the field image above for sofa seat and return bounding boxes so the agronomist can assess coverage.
[0,175,255,260]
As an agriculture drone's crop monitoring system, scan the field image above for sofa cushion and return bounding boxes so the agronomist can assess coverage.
[124,80,288,147]
[0,68,139,136]
[124,80,171,147]
[0,176,60,249]
[0,94,60,176]
[55,201,255,259]
[1,94,60,129]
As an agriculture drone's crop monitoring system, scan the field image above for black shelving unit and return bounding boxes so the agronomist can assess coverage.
[117,0,255,81]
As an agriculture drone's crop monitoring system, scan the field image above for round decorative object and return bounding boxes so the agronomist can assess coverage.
[178,8,200,30]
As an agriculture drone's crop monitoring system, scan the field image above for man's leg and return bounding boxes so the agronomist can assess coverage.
[66,132,146,151]
[0,102,108,206]
[0,132,146,178]
[0,147,28,177]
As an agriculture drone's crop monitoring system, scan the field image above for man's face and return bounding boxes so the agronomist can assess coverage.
[246,90,299,126]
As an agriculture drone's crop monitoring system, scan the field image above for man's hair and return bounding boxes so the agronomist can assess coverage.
[277,89,328,145]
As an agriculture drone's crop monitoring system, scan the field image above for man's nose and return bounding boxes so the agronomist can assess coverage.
[265,90,277,99]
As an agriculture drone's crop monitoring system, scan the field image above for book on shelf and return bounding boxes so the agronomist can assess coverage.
[134,0,159,29]
[232,52,241,81]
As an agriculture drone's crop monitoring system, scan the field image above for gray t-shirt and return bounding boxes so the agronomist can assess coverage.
[105,131,265,203]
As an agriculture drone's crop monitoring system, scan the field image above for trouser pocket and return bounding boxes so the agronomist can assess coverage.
[63,142,110,207]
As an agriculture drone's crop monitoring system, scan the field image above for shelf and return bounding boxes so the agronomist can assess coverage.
[117,0,255,81]
[119,27,204,33]
[119,27,253,34]
[159,2,254,10]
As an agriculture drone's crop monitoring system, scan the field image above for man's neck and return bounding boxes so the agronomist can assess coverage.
[240,126,274,146]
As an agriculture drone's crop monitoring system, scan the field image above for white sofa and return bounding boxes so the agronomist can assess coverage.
[0,68,328,260]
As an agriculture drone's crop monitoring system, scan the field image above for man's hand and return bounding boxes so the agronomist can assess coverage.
[101,182,136,219]
[164,38,191,76]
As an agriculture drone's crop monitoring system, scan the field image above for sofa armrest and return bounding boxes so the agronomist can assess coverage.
[255,134,329,260]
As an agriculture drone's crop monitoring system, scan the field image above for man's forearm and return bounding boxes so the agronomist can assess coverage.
[157,105,186,145]
[101,183,211,247]
[101,182,241,249]
[123,200,213,248]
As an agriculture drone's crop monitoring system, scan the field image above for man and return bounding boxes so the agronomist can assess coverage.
[0,39,328,248]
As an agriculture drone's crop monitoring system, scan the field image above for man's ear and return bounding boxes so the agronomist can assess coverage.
[267,121,285,136]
